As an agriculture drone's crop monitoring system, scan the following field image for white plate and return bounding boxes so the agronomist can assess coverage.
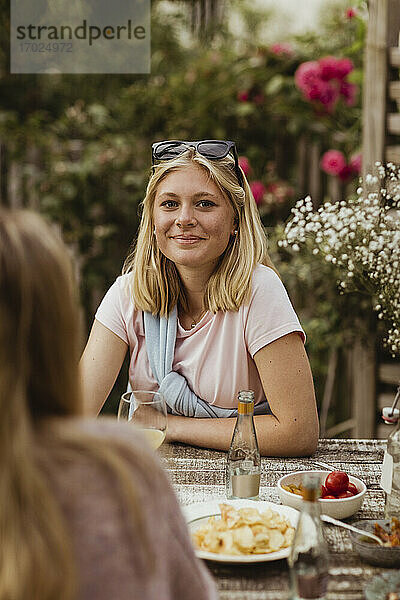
[183,498,299,563]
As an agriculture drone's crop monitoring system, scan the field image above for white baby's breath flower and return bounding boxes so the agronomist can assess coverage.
[365,174,378,185]
[280,163,400,355]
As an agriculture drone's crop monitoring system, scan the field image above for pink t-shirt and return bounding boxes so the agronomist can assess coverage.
[95,264,305,409]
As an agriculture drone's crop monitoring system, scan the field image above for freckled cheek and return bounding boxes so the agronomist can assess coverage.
[154,214,174,235]
[212,223,233,243]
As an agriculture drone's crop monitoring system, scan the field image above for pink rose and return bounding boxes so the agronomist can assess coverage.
[335,58,354,79]
[346,8,357,19]
[349,153,362,174]
[319,56,340,81]
[303,80,338,112]
[250,181,266,205]
[237,90,249,102]
[296,57,354,113]
[295,61,320,92]
[318,56,354,81]
[317,81,339,110]
[338,165,353,181]
[270,42,294,57]
[320,150,347,176]
[340,81,358,105]
[238,156,251,177]
[304,81,325,101]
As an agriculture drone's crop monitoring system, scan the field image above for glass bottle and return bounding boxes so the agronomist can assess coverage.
[226,390,261,500]
[380,386,400,518]
[288,473,329,600]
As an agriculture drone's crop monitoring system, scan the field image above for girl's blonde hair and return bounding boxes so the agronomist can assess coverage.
[123,148,277,316]
[0,209,151,600]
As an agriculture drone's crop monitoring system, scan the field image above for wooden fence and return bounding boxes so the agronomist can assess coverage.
[358,0,400,439]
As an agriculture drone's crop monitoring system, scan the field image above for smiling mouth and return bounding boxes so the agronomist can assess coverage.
[171,235,204,243]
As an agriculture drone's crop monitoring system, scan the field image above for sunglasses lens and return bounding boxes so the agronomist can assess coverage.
[153,142,189,160]
[152,140,242,187]
[197,141,230,158]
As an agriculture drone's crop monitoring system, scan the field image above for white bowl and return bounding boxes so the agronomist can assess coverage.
[277,470,366,519]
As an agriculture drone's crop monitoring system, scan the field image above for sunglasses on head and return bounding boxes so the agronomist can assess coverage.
[151,140,244,188]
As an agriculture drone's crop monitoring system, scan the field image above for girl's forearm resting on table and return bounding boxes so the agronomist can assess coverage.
[166,412,317,457]
[167,332,319,457]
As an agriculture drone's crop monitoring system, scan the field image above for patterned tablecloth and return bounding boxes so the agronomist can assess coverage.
[160,438,392,600]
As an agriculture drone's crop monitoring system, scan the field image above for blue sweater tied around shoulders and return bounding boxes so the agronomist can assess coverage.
[138,306,270,418]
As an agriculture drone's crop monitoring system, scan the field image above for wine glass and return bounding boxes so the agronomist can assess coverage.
[118,390,167,449]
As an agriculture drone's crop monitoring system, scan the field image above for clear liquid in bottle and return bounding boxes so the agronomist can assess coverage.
[226,391,261,500]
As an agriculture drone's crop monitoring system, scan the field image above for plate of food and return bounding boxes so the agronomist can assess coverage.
[350,518,400,567]
[183,499,299,563]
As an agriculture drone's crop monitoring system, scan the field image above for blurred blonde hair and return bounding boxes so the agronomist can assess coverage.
[123,148,277,316]
[0,209,151,600]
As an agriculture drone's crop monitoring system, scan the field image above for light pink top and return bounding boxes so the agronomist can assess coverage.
[95,265,305,409]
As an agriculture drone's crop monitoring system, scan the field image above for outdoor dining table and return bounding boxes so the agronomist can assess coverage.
[160,438,393,600]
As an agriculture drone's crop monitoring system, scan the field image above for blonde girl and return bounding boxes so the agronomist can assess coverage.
[81,141,319,456]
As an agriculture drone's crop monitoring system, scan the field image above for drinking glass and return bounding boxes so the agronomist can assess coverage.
[118,390,167,449]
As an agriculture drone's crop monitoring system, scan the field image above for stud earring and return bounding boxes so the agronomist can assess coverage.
[234,230,238,236]
[153,226,156,235]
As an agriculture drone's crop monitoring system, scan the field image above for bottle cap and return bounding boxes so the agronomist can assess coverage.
[238,390,255,415]
[238,399,254,415]
[382,407,400,424]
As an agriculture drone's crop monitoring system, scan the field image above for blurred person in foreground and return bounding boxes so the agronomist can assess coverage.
[81,140,319,456]
[0,208,217,600]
